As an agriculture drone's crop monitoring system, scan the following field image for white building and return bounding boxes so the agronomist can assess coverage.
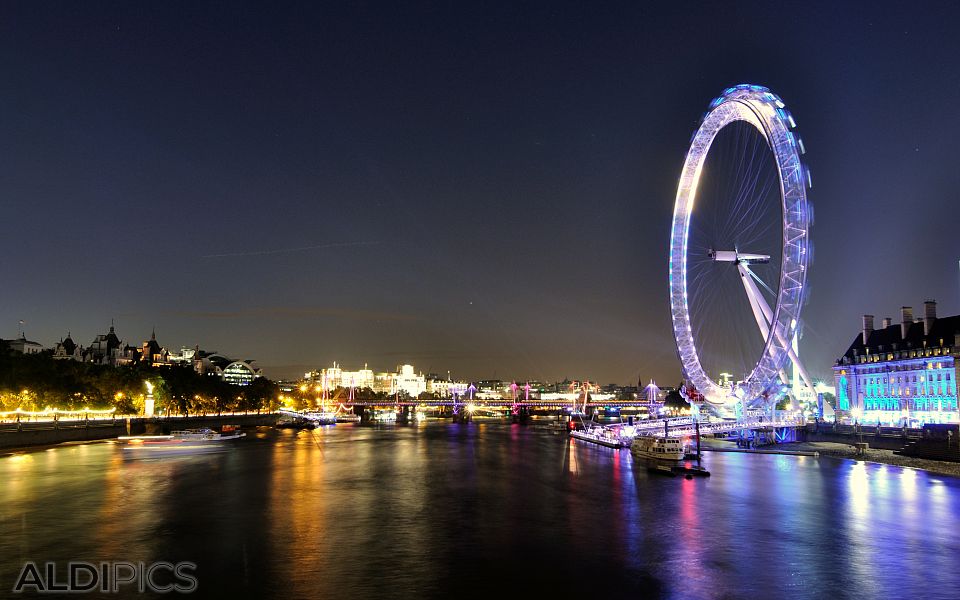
[307,362,375,390]
[427,377,469,398]
[393,364,426,398]
[3,333,44,355]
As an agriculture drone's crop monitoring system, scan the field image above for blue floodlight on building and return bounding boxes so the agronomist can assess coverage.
[833,300,959,425]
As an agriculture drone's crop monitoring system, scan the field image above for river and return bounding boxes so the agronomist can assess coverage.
[1,422,957,599]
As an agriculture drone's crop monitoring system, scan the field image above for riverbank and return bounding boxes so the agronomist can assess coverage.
[0,413,278,451]
[700,436,960,478]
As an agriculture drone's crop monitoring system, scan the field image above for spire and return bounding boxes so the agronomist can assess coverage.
[151,326,156,341]
[110,318,115,334]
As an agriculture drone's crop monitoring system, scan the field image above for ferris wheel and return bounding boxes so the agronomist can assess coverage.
[668,84,815,408]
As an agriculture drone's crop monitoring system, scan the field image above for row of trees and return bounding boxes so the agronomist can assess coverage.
[0,348,279,415]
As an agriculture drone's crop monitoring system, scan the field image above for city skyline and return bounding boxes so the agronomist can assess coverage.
[2,2,959,385]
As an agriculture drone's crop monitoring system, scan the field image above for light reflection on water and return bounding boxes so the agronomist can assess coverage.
[1,424,958,599]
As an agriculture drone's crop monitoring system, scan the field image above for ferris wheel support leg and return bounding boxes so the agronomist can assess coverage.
[739,264,818,402]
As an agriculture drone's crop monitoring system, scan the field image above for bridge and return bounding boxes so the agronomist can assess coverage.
[329,400,653,408]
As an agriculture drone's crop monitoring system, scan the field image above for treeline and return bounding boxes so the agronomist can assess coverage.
[0,349,279,415]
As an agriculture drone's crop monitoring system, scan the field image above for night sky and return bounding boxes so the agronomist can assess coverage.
[2,1,959,384]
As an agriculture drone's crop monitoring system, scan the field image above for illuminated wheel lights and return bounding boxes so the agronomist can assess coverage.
[668,85,811,407]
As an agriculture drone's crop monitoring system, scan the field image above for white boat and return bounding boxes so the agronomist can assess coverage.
[570,425,625,448]
[304,411,338,425]
[374,411,398,422]
[336,413,361,423]
[630,436,686,461]
[118,428,245,451]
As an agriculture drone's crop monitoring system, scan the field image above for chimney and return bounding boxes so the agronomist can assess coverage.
[861,315,874,346]
[881,317,892,328]
[924,299,937,336]
[901,306,913,339]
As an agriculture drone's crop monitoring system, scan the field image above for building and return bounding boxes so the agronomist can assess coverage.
[306,363,375,390]
[168,346,199,366]
[2,332,44,355]
[52,332,83,361]
[833,300,959,425]
[84,323,125,365]
[476,380,504,400]
[140,329,170,367]
[426,375,468,398]
[393,364,426,397]
[190,350,261,385]
[222,360,262,386]
[194,352,233,378]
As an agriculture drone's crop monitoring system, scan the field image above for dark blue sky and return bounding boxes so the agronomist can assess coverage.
[1,1,958,384]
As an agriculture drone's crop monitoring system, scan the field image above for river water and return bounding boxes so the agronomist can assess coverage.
[1,422,957,599]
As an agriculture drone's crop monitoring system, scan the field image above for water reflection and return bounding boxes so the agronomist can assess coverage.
[0,425,958,599]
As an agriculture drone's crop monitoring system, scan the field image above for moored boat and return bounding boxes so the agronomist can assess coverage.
[630,436,686,461]
[276,415,317,430]
[570,425,625,448]
[304,411,338,425]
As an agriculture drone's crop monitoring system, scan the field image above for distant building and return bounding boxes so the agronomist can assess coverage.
[191,349,262,385]
[222,360,262,386]
[52,332,82,361]
[2,332,44,355]
[168,346,199,366]
[140,329,170,367]
[84,323,125,366]
[393,364,426,397]
[306,363,375,390]
[426,376,468,398]
[476,380,504,400]
[373,372,394,393]
[833,300,959,425]
[194,352,234,378]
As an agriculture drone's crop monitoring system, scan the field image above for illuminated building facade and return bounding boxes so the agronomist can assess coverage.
[221,361,262,386]
[140,329,170,367]
[426,377,468,398]
[392,364,426,397]
[833,300,959,425]
[305,363,375,390]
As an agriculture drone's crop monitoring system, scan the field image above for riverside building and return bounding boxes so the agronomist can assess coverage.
[833,300,959,425]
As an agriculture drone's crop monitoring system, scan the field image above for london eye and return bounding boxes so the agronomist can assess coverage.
[668,84,814,409]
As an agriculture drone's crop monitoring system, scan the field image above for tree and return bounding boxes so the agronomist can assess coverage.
[664,386,689,409]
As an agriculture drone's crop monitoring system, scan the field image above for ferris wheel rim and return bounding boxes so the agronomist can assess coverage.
[668,84,811,406]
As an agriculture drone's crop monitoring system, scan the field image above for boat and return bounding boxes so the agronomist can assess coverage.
[276,415,318,430]
[335,413,361,423]
[304,411,337,425]
[630,436,686,461]
[373,411,398,422]
[570,425,625,448]
[118,428,246,451]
